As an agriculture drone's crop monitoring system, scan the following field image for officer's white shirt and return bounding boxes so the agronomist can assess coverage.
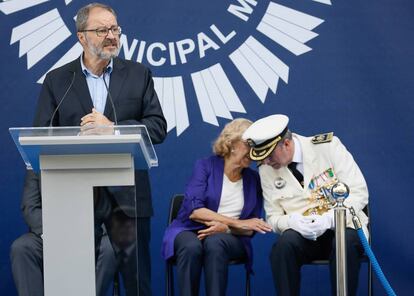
[260,133,369,237]
[291,136,304,175]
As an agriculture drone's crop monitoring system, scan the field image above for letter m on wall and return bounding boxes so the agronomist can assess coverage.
[227,0,258,22]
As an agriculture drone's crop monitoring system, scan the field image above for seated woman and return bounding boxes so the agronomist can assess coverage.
[161,118,272,296]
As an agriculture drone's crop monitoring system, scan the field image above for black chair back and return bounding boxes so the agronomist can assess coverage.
[168,194,184,224]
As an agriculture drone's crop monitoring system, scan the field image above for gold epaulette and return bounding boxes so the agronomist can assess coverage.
[311,132,334,144]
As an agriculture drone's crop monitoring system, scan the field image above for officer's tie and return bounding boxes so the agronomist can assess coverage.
[288,162,304,187]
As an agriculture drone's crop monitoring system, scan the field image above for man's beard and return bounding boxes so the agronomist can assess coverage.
[86,37,120,60]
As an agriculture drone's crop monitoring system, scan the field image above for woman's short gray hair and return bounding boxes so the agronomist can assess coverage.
[76,3,117,32]
[213,118,252,157]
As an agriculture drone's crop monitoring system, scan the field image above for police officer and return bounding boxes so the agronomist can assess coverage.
[242,114,368,296]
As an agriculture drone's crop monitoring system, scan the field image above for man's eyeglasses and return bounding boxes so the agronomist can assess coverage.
[79,26,122,37]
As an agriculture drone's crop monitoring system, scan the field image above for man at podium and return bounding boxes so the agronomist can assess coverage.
[10,3,167,296]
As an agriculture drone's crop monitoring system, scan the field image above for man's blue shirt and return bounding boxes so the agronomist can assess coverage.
[80,57,113,114]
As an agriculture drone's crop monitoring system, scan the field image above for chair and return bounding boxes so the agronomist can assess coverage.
[166,194,251,296]
[306,206,373,296]
[113,272,120,296]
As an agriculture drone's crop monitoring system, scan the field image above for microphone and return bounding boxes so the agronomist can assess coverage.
[49,71,76,127]
[102,67,118,126]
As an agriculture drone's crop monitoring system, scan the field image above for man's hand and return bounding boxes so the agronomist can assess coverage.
[288,213,318,240]
[80,108,113,127]
[197,221,229,240]
[233,218,272,234]
[306,212,334,238]
[288,212,334,240]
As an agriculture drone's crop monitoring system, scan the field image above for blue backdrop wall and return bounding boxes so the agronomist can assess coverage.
[1,0,413,295]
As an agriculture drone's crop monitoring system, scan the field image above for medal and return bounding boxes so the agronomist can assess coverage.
[274,177,286,189]
[309,179,315,190]
[304,168,338,216]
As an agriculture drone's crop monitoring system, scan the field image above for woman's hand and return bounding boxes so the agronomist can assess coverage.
[197,221,229,240]
[234,218,273,234]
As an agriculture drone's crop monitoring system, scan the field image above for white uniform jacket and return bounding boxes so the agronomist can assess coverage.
[260,133,369,237]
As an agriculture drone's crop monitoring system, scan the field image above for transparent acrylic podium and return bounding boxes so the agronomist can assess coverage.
[10,125,158,296]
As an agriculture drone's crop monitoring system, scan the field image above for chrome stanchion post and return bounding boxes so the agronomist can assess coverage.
[331,182,350,296]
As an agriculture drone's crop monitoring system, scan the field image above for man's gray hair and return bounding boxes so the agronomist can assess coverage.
[278,129,292,146]
[76,3,117,31]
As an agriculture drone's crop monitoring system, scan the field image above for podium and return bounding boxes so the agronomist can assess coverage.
[10,125,158,296]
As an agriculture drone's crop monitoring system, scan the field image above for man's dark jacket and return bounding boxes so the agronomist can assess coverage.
[23,56,167,234]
